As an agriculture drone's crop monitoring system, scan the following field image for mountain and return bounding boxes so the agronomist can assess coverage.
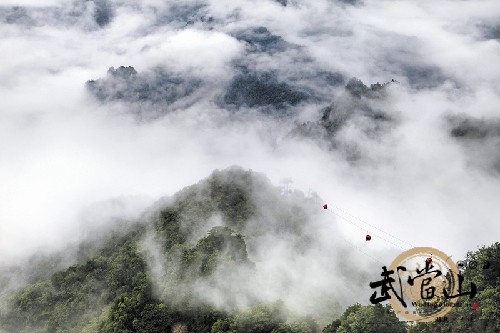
[1,167,498,333]
[0,167,343,333]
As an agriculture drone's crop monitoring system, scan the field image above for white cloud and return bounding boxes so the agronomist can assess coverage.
[1,0,499,313]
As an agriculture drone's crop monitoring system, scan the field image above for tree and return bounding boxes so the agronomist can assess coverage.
[408,242,500,333]
[323,304,406,333]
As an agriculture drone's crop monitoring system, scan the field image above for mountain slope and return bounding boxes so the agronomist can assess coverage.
[0,167,339,333]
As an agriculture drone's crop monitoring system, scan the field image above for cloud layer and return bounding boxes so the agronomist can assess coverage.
[1,0,500,310]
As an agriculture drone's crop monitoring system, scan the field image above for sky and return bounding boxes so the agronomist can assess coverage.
[0,0,499,292]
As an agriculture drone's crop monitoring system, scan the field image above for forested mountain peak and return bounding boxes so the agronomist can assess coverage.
[1,168,498,333]
[0,167,328,333]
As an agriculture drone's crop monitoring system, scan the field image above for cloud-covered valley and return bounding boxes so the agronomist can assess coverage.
[1,0,500,315]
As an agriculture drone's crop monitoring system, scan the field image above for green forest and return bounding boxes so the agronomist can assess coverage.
[0,168,498,333]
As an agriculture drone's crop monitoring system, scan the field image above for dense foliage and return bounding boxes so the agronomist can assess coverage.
[0,168,498,333]
[407,242,500,333]
[321,304,406,333]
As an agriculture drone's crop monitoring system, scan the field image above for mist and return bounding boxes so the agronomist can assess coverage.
[1,0,499,314]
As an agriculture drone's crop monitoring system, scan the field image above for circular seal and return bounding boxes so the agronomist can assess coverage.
[387,247,460,322]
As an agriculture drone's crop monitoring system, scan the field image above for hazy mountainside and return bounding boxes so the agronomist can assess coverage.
[0,167,348,333]
[0,170,499,333]
[1,0,500,332]
[288,78,394,158]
